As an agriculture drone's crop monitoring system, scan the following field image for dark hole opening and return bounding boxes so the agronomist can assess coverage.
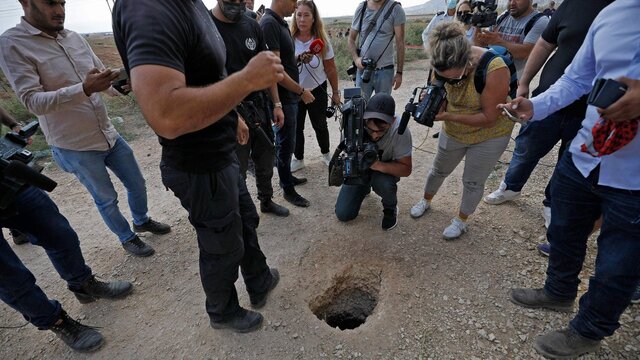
[314,288,377,330]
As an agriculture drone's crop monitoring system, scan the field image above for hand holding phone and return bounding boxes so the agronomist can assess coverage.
[502,107,525,124]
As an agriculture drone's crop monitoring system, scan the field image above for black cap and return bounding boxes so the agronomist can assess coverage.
[363,93,395,124]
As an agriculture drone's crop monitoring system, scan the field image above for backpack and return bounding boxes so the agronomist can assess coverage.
[474,45,518,99]
[495,11,545,39]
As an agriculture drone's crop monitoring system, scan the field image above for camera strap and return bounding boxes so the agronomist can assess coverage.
[359,1,399,57]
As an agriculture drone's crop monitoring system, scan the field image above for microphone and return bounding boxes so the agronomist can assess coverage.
[398,110,412,135]
[308,38,325,55]
[3,160,57,192]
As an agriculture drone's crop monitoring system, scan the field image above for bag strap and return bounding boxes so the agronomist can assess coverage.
[359,0,398,49]
[474,50,497,95]
[523,12,544,38]
[365,1,400,62]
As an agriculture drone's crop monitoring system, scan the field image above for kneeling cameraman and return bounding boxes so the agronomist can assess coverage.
[334,93,412,230]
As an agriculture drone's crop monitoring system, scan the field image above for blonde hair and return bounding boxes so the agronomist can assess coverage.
[291,0,330,58]
[428,21,471,71]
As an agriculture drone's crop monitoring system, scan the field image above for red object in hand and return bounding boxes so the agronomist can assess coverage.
[308,39,324,55]
[581,118,639,157]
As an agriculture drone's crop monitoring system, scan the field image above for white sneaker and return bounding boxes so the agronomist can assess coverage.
[542,206,551,229]
[410,198,430,218]
[483,181,521,205]
[290,158,305,172]
[443,218,468,240]
[322,152,331,166]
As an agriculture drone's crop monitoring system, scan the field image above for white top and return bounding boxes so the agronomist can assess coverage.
[295,36,334,90]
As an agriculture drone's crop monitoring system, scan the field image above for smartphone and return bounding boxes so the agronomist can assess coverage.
[257,4,265,15]
[588,78,627,109]
[502,107,524,123]
[114,67,128,82]
[112,68,129,95]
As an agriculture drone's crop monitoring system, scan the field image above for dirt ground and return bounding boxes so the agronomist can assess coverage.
[1,59,639,360]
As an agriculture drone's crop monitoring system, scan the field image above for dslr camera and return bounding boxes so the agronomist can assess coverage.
[328,88,379,186]
[360,58,376,83]
[398,79,447,135]
[459,0,498,28]
[0,121,57,210]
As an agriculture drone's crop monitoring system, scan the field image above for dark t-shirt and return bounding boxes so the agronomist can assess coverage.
[260,9,299,104]
[534,0,613,117]
[112,0,237,173]
[213,14,266,75]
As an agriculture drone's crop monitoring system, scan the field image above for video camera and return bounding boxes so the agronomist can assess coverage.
[0,121,57,210]
[459,0,498,28]
[398,78,447,135]
[328,88,379,186]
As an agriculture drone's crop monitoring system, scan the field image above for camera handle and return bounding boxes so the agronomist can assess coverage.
[398,87,420,135]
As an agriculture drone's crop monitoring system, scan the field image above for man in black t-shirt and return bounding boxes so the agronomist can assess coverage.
[260,0,315,208]
[212,0,289,218]
[112,0,284,333]
[484,0,614,227]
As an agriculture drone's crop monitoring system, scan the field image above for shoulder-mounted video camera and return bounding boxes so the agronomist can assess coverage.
[328,88,379,186]
[459,0,498,28]
[0,121,57,210]
[398,78,447,135]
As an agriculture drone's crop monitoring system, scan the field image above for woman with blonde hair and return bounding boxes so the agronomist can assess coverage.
[410,21,514,240]
[290,0,340,171]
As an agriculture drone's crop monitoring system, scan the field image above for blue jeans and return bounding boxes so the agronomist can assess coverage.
[504,110,583,206]
[544,152,640,340]
[51,136,149,243]
[335,171,399,221]
[0,186,92,328]
[275,102,298,189]
[355,66,395,101]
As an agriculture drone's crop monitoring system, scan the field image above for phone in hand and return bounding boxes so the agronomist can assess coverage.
[112,68,129,95]
[588,78,628,109]
[502,107,525,124]
[257,4,265,16]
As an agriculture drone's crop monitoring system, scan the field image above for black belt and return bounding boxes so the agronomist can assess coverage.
[375,64,394,71]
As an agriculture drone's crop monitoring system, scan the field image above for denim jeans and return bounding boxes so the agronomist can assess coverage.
[335,171,399,221]
[51,136,149,243]
[503,110,583,206]
[355,66,395,101]
[160,161,271,322]
[274,102,298,189]
[544,152,640,340]
[0,186,92,328]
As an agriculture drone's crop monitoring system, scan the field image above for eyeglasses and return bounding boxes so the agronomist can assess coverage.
[365,124,390,135]
[457,10,471,17]
[434,63,468,85]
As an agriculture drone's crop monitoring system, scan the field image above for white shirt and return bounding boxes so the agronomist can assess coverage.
[295,37,334,90]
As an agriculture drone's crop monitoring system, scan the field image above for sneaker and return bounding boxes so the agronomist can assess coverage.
[291,175,307,186]
[283,188,310,207]
[410,198,430,218]
[534,328,601,359]
[290,158,305,172]
[260,200,290,217]
[10,229,29,245]
[322,152,331,166]
[210,309,263,333]
[48,311,104,352]
[483,181,521,205]
[537,242,550,257]
[510,288,574,312]
[631,285,640,304]
[69,275,133,304]
[250,268,280,309]
[382,206,398,230]
[122,236,155,257]
[133,218,171,235]
[443,218,468,240]
[542,206,552,229]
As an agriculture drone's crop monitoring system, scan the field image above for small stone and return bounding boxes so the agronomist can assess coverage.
[335,344,343,350]
[519,334,528,341]
[499,249,507,256]
[488,333,496,341]
[292,333,299,339]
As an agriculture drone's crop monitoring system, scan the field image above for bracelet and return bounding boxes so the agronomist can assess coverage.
[274,102,282,109]
[396,71,403,75]
[298,88,305,96]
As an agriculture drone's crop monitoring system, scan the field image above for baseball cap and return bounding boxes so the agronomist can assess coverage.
[363,93,396,124]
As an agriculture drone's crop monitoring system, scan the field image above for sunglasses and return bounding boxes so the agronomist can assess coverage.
[457,10,471,17]
[365,123,390,136]
[435,63,468,85]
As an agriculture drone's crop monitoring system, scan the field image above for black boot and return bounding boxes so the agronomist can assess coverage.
[47,311,104,352]
[260,200,290,217]
[283,187,310,207]
[70,275,133,304]
[210,309,263,333]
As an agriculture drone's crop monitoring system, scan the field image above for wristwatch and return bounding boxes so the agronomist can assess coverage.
[274,102,283,109]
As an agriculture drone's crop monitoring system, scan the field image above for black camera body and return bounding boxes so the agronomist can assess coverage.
[398,80,447,135]
[0,121,57,210]
[360,58,376,83]
[460,0,498,28]
[329,88,379,186]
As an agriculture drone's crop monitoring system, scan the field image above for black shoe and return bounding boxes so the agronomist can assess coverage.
[534,328,601,359]
[122,236,155,257]
[382,207,398,230]
[133,218,171,235]
[210,309,263,333]
[283,189,310,207]
[48,311,104,352]
[510,288,574,312]
[10,229,29,245]
[260,200,290,217]
[70,275,133,304]
[250,268,280,309]
[291,176,307,186]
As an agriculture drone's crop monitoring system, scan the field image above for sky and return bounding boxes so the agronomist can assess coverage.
[0,0,433,35]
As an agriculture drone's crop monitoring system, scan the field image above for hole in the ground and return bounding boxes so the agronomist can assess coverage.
[309,265,381,330]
